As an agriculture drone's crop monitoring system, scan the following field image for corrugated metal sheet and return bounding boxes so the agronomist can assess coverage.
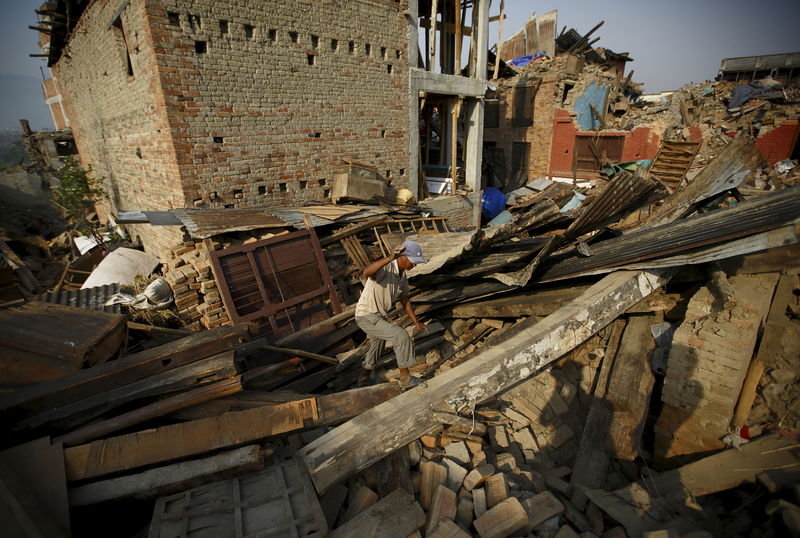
[539,186,800,281]
[721,52,800,72]
[34,284,123,314]
[171,208,287,239]
[565,169,666,239]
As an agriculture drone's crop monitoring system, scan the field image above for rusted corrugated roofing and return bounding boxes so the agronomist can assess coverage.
[34,284,123,314]
[117,205,389,238]
[171,209,288,239]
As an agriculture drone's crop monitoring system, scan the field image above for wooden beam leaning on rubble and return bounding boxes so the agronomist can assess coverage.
[300,268,675,494]
[62,383,401,482]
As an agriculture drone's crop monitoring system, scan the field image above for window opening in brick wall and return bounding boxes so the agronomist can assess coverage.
[224,204,234,208]
[258,185,266,195]
[213,136,224,143]
[348,40,355,54]
[167,11,180,26]
[485,99,500,128]
[561,83,574,104]
[399,168,405,176]
[307,54,315,66]
[511,142,530,184]
[396,49,402,59]
[365,43,371,56]
[311,35,319,49]
[244,24,254,39]
[387,64,393,74]
[268,29,276,42]
[380,46,387,59]
[195,40,208,54]
[299,180,308,189]
[512,81,538,128]
[111,18,134,77]
[136,147,142,158]
[309,132,321,138]
[331,39,338,51]
[381,130,386,138]
[318,178,327,186]
[279,182,287,192]
[385,170,391,178]
[289,31,298,43]
[323,188,331,198]
[219,20,228,35]
[188,14,201,30]
[233,189,243,197]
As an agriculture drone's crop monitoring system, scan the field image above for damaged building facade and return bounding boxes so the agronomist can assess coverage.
[484,12,799,186]
[45,0,491,258]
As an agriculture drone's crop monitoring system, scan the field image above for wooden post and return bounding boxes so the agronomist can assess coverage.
[450,97,462,189]
[454,0,461,74]
[429,0,438,72]
[493,0,505,80]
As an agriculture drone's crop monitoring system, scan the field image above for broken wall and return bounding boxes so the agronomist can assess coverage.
[53,0,411,259]
[52,0,187,257]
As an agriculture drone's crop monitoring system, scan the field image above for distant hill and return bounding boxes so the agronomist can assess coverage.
[0,73,52,131]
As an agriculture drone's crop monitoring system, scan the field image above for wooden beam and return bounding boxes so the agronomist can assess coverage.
[454,1,462,74]
[569,318,626,508]
[0,325,248,416]
[429,0,439,72]
[300,269,674,493]
[493,0,505,80]
[15,352,238,432]
[63,383,400,482]
[68,445,267,506]
[605,315,658,460]
[329,488,425,537]
[55,377,244,446]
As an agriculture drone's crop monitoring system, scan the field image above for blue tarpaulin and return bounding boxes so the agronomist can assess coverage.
[507,52,549,68]
[574,82,609,130]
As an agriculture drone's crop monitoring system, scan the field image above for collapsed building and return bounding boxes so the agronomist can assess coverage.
[1,2,799,538]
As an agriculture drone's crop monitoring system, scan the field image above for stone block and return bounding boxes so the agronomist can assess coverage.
[474,497,528,538]
[523,491,565,529]
[484,473,509,509]
[463,464,494,491]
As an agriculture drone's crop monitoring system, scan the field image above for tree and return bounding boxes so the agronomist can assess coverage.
[52,157,110,247]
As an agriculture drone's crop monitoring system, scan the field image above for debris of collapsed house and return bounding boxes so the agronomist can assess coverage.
[2,130,799,537]
[2,4,800,538]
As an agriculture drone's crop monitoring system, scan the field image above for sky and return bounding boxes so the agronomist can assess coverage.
[0,0,798,132]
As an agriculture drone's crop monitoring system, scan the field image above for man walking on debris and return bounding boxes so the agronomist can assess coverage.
[356,240,427,388]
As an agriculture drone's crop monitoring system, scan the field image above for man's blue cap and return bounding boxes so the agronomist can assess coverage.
[402,240,427,264]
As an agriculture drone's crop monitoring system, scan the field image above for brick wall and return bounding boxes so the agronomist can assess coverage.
[53,0,410,258]
[53,0,185,256]
[484,70,560,183]
[619,126,660,162]
[756,120,800,165]
[153,0,410,210]
[549,111,660,178]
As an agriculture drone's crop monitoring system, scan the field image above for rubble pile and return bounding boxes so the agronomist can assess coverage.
[1,130,798,537]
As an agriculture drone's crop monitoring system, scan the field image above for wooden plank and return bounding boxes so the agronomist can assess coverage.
[569,318,626,507]
[0,438,70,537]
[301,269,674,493]
[330,487,425,538]
[492,0,505,79]
[69,445,266,506]
[56,376,244,446]
[15,351,238,432]
[605,315,657,460]
[0,324,248,416]
[588,434,800,536]
[319,216,388,246]
[447,285,590,318]
[0,302,127,377]
[64,383,399,482]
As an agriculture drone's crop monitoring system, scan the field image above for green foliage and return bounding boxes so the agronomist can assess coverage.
[53,157,109,244]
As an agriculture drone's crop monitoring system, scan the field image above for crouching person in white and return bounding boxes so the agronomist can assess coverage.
[355,240,427,388]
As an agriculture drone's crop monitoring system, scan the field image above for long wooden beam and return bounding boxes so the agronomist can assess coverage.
[0,325,248,416]
[300,269,674,493]
[63,383,400,482]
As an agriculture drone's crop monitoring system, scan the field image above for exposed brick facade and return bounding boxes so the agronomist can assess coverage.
[483,69,560,181]
[755,120,800,165]
[486,60,661,183]
[52,0,410,258]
